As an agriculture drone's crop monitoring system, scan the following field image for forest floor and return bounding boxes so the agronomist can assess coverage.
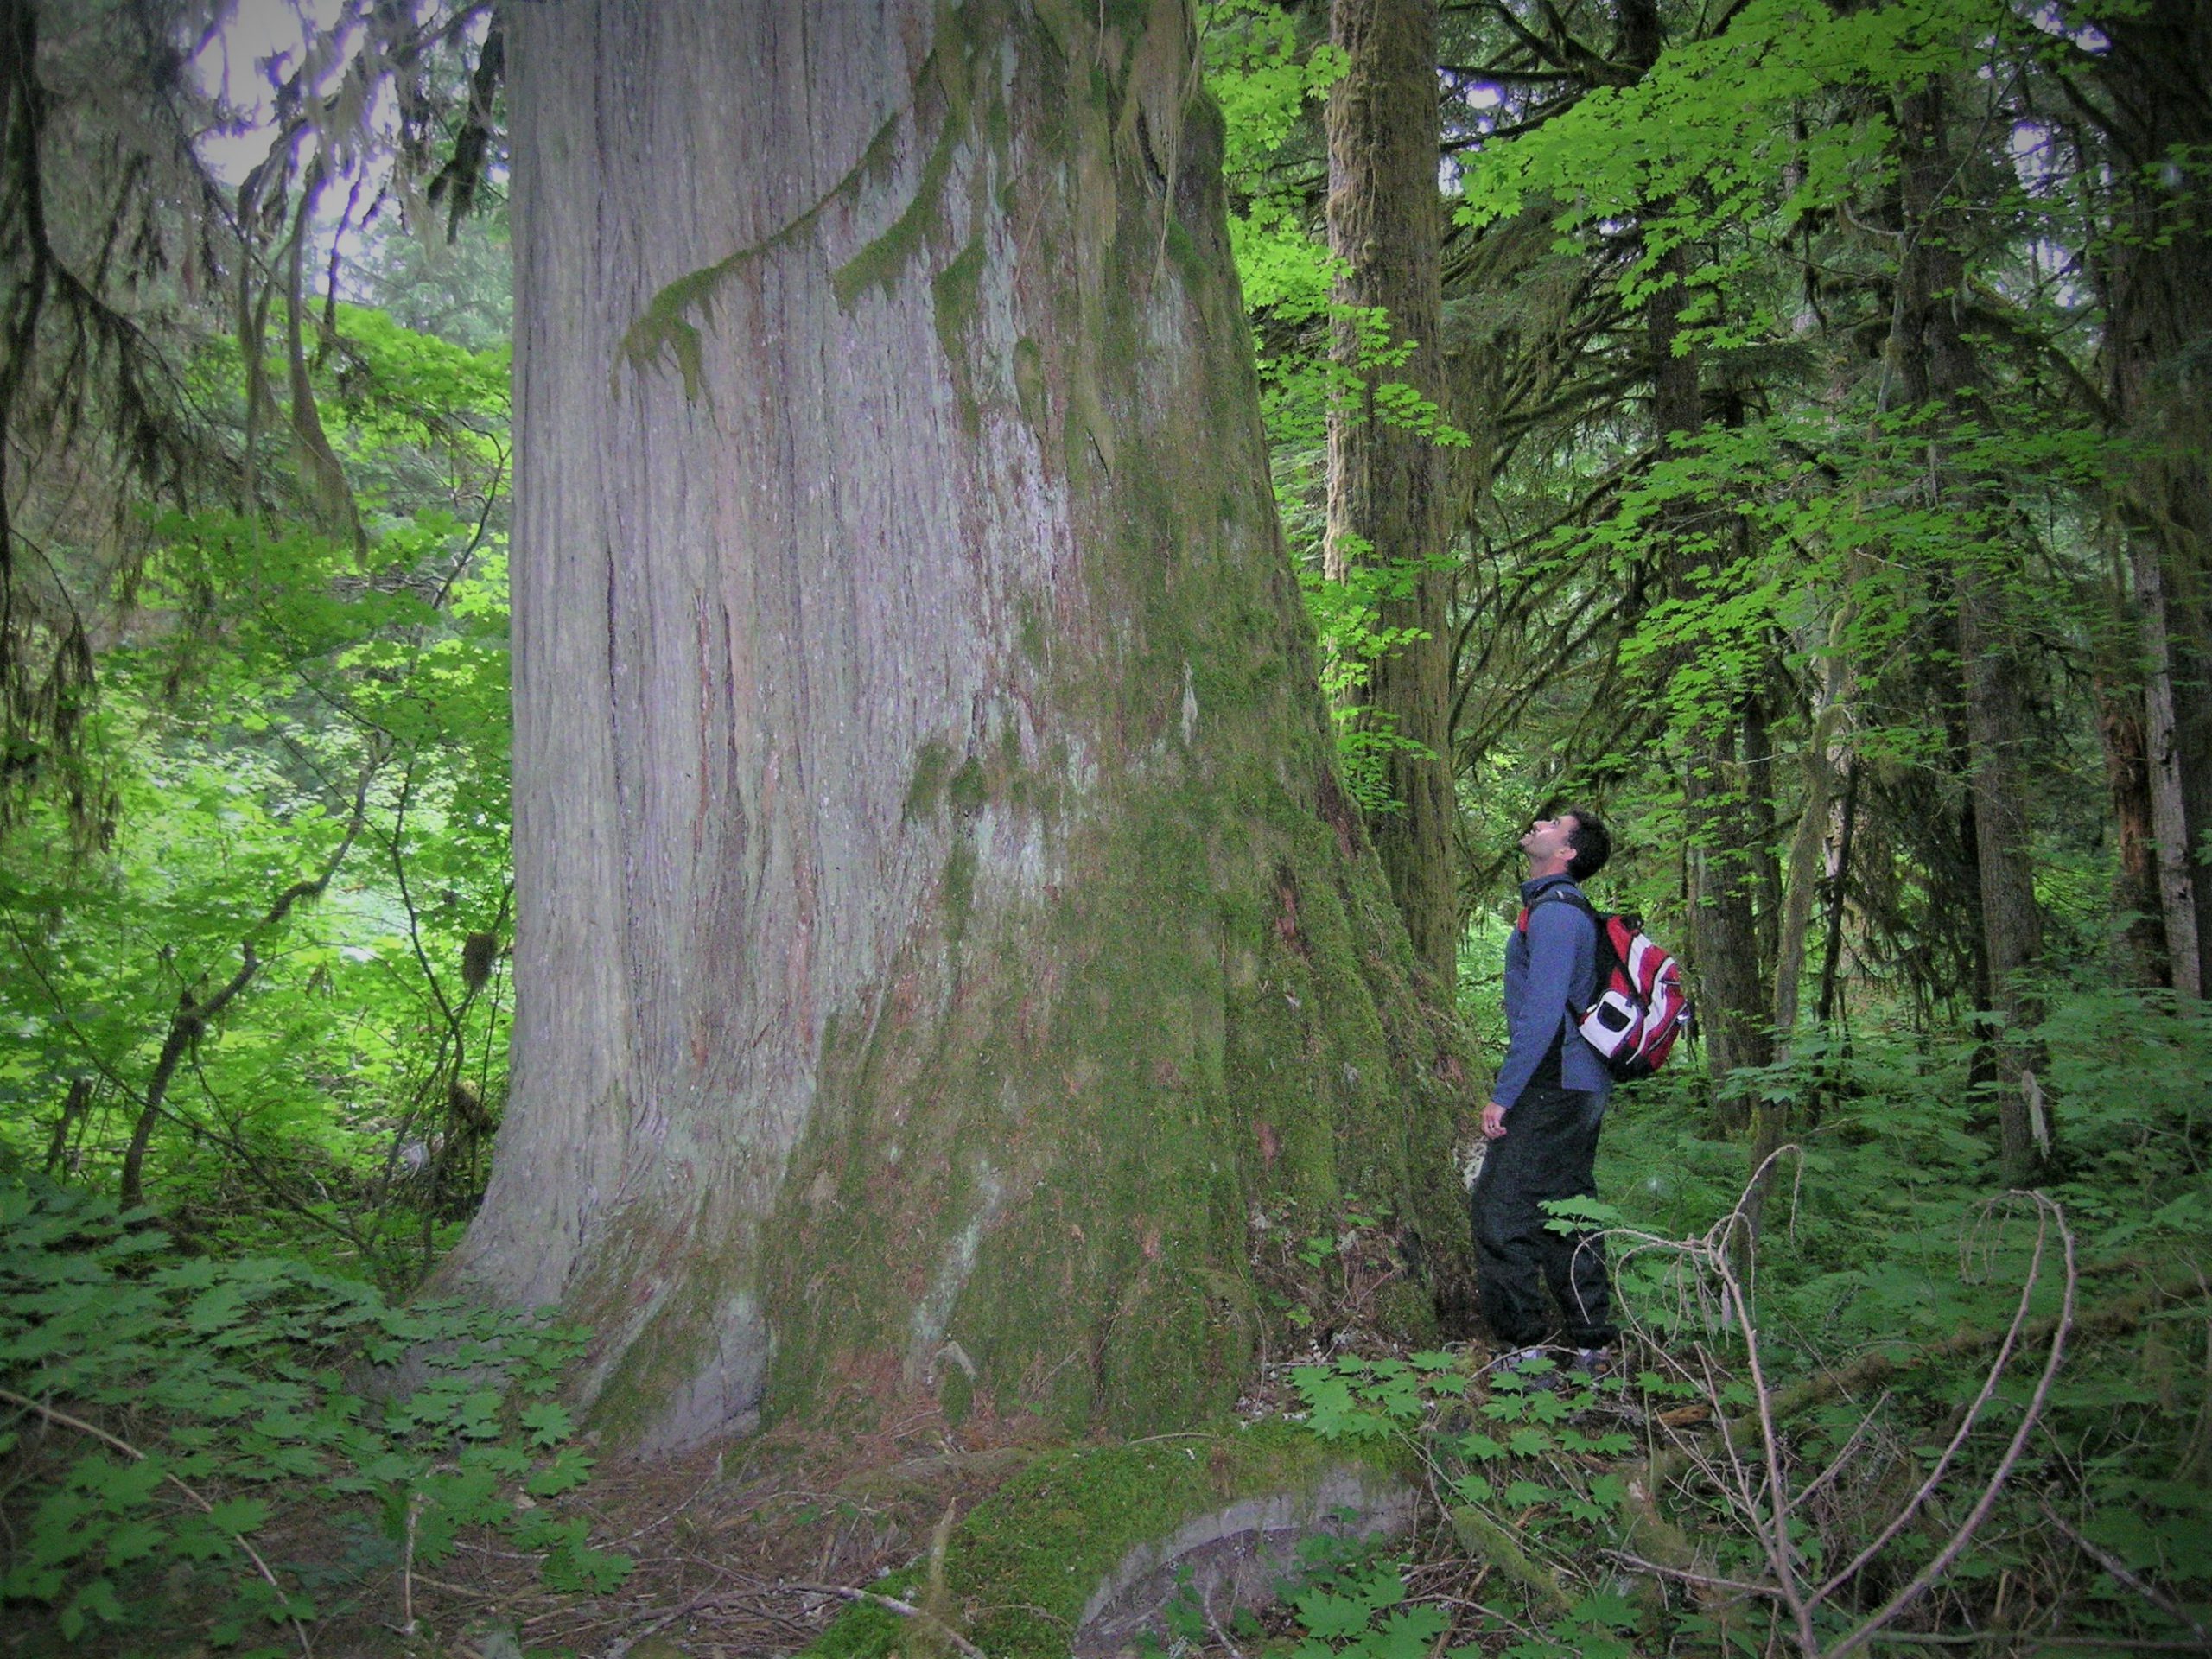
[308,1338,1502,1659]
[311,1420,1033,1657]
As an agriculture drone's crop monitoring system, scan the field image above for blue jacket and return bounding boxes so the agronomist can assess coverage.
[1495,874,1613,1108]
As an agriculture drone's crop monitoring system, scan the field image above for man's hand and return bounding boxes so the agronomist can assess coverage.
[1481,1102,1509,1140]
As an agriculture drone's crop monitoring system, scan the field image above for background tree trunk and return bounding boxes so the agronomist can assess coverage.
[1325,0,1456,993]
[444,0,1471,1454]
[2092,654,2166,988]
[1611,0,1773,1127]
[1685,721,1776,1127]
[1648,242,1774,1127]
[1888,79,2048,1183]
[2093,0,2212,1000]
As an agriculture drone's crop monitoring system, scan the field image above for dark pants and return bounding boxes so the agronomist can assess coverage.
[1471,1075,1616,1348]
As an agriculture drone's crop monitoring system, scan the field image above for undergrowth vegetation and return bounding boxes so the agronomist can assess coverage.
[1248,990,2212,1659]
[0,1173,624,1653]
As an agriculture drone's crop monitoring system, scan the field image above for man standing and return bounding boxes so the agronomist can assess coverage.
[1471,809,1618,1357]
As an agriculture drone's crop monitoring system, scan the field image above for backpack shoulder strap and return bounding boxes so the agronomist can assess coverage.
[1526,884,1624,990]
[1525,885,1599,924]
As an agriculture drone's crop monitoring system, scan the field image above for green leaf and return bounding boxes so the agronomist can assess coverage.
[206,1497,271,1535]
[99,1519,166,1567]
[1295,1586,1381,1640]
[519,1401,573,1449]
[1370,1605,1451,1659]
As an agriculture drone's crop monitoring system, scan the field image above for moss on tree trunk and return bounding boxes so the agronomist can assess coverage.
[444,0,1473,1452]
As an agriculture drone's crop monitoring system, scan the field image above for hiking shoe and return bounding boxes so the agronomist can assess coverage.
[1563,1346,1613,1380]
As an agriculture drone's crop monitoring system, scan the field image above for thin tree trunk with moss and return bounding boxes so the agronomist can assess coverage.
[1774,611,1854,1050]
[1611,0,1773,1130]
[1648,258,1772,1128]
[1888,79,2047,1185]
[1752,647,1852,1239]
[2093,655,2166,988]
[2094,0,2212,1001]
[1324,0,1456,994]
[444,0,1473,1455]
[1814,759,1859,1035]
[1686,721,1776,1137]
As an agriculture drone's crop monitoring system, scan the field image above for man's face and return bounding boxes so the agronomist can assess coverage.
[1520,814,1579,867]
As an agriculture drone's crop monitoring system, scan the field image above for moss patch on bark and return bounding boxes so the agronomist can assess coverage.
[729,0,1473,1448]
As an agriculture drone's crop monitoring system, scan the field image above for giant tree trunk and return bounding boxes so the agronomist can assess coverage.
[1888,79,2048,1184]
[444,0,1471,1454]
[1324,0,1456,992]
[2094,0,2212,999]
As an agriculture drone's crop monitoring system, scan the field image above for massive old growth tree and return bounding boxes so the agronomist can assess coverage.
[442,0,1471,1452]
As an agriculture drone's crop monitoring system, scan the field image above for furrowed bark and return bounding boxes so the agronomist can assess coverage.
[447,0,1472,1453]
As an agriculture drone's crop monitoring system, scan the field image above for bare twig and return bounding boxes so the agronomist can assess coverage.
[1597,1549,1783,1601]
[1711,1235,1821,1654]
[1201,1579,1247,1659]
[1795,1389,1892,1509]
[1872,1638,2212,1652]
[1816,1197,2061,1603]
[398,1488,426,1636]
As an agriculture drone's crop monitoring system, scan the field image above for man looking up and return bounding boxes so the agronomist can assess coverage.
[1472,808,1618,1359]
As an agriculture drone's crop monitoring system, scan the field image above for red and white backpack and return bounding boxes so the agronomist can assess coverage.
[1516,890,1694,1081]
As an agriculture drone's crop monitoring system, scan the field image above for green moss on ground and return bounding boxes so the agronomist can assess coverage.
[807,1424,1405,1659]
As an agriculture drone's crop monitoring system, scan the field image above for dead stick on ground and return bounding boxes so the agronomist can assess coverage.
[0,1386,313,1658]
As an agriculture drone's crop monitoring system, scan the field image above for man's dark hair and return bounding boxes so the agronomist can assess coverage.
[1563,808,1611,882]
